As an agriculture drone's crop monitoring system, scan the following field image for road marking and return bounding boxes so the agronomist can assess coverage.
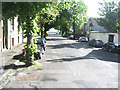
[92,57,115,68]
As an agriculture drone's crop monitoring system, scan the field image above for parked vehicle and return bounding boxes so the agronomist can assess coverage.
[22,44,42,59]
[102,42,120,53]
[35,38,46,52]
[63,33,67,37]
[78,36,88,42]
[69,35,74,39]
[34,44,43,59]
[117,45,120,54]
[89,39,104,47]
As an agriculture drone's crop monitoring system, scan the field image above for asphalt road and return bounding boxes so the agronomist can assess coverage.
[4,33,118,88]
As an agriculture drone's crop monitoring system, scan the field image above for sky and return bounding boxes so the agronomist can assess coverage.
[83,0,119,18]
[83,0,103,18]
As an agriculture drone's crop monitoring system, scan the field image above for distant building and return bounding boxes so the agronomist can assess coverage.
[85,17,107,40]
[86,17,107,32]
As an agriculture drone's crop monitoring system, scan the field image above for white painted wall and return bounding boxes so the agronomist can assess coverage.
[7,19,11,49]
[89,33,119,44]
[7,16,23,49]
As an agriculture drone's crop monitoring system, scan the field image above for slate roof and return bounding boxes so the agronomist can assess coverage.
[89,18,107,32]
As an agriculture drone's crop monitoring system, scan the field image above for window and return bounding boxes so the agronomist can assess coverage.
[11,17,14,30]
[18,36,19,43]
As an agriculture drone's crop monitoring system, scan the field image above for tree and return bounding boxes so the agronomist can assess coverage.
[36,2,59,38]
[54,8,72,36]
[2,1,87,65]
[52,1,87,38]
[2,2,48,66]
[97,0,118,32]
[68,1,87,39]
[117,1,120,32]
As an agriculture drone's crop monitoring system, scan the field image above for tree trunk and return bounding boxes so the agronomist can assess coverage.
[65,24,68,37]
[44,23,49,39]
[25,16,33,66]
[41,24,44,38]
[62,31,64,36]
[73,21,75,39]
[44,30,46,39]
[26,35,33,66]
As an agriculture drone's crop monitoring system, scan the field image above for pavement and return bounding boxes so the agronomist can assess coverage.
[0,43,25,89]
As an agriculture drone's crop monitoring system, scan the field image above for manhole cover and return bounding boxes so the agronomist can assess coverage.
[15,75,40,81]
[41,77,57,81]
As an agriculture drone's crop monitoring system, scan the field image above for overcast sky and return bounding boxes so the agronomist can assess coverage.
[83,0,119,18]
[83,0,103,18]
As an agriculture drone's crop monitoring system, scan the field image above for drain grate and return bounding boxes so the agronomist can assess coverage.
[15,75,40,81]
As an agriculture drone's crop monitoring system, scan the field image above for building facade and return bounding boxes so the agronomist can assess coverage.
[1,16,23,52]
[89,33,120,44]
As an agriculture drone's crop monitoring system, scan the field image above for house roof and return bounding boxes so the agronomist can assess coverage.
[89,18,107,32]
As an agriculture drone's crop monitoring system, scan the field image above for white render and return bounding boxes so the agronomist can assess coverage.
[4,16,23,50]
[89,33,120,44]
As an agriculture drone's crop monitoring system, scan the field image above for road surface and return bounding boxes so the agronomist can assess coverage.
[4,33,118,88]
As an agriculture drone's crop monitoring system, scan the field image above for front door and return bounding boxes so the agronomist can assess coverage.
[12,38,14,46]
[108,35,114,42]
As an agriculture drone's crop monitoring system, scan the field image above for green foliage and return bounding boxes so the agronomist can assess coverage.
[117,2,120,33]
[52,1,87,36]
[2,2,88,64]
[3,2,48,64]
[97,0,118,32]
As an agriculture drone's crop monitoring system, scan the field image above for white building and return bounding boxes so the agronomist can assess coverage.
[90,32,120,44]
[1,16,24,52]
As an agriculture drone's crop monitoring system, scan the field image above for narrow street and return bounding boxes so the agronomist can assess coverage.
[4,33,118,88]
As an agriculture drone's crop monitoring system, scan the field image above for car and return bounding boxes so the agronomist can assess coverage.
[102,42,114,51]
[117,45,120,54]
[102,42,120,53]
[69,35,74,39]
[78,36,88,42]
[89,39,104,47]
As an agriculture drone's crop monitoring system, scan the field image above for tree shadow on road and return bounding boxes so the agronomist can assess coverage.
[47,49,120,63]
[47,42,92,49]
